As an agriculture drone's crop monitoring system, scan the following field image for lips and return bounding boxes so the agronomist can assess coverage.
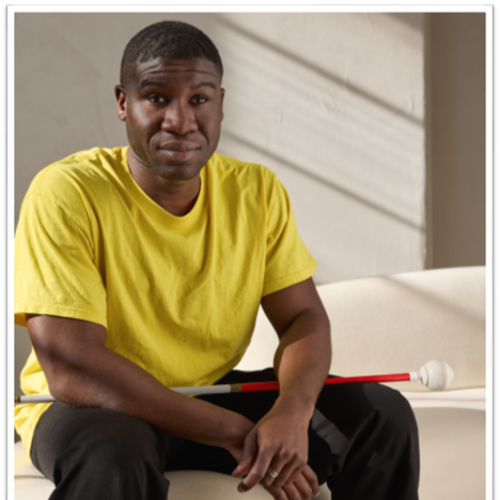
[159,141,199,152]
[157,141,200,163]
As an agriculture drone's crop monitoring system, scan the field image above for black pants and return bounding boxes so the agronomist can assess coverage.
[31,369,419,499]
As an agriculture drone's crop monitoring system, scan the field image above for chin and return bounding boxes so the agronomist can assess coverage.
[154,164,202,182]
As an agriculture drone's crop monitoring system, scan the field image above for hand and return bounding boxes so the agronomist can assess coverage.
[231,397,315,494]
[263,465,320,500]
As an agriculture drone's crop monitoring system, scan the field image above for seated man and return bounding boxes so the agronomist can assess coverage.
[14,20,419,500]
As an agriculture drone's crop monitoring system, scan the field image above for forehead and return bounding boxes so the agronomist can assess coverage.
[132,57,221,87]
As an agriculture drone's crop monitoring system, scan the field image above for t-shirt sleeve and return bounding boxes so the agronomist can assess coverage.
[15,188,107,328]
[262,174,317,296]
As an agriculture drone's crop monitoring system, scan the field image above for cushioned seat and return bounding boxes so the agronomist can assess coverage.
[14,441,330,499]
[414,407,485,500]
[13,405,485,500]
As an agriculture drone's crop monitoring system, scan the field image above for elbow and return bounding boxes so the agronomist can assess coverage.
[38,354,96,407]
[46,372,76,403]
[27,314,108,407]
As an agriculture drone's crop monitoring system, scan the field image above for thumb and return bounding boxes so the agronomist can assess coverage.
[232,434,257,478]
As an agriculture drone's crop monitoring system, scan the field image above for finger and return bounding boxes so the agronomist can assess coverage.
[260,454,291,488]
[282,482,304,500]
[283,468,302,486]
[267,483,301,500]
[300,465,320,497]
[263,443,306,488]
[290,472,314,500]
[265,484,288,500]
[237,444,274,492]
[232,434,257,478]
[273,457,303,488]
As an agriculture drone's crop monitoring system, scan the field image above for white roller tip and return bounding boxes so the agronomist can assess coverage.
[419,359,454,391]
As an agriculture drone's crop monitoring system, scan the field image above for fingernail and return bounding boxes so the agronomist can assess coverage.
[238,483,249,493]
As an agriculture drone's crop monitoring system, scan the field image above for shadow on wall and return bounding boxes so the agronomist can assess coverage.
[315,268,485,391]
[217,15,424,228]
[212,13,426,283]
[363,273,485,391]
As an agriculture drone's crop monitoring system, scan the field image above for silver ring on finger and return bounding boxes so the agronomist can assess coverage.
[266,468,279,479]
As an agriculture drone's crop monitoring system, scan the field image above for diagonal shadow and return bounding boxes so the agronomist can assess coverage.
[216,17,423,126]
[380,274,485,327]
[223,130,424,233]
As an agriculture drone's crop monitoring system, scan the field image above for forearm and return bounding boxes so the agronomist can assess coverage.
[232,308,329,495]
[230,280,329,497]
[61,346,250,447]
[273,308,331,414]
[28,316,252,453]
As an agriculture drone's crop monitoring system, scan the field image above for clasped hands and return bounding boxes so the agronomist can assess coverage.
[228,400,320,500]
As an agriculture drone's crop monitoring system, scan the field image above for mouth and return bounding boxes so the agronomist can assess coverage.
[159,140,199,151]
[158,141,200,161]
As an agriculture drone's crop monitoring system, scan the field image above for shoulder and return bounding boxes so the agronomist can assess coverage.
[209,152,274,176]
[208,152,282,192]
[25,147,126,208]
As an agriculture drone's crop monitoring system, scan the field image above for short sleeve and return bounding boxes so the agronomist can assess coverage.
[15,190,107,328]
[262,175,317,296]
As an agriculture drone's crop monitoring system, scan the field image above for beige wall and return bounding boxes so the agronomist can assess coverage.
[425,13,486,268]
[14,13,485,396]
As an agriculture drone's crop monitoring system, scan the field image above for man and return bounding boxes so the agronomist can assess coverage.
[15,21,419,500]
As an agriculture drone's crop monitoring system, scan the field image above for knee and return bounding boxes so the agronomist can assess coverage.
[83,421,163,473]
[53,418,164,485]
[363,383,418,443]
[53,436,169,499]
[87,437,150,471]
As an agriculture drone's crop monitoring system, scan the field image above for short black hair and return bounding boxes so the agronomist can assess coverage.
[120,20,223,85]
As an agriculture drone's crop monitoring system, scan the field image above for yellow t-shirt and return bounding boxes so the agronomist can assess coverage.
[14,147,317,453]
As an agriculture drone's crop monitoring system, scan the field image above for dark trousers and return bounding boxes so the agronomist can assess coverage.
[31,369,419,499]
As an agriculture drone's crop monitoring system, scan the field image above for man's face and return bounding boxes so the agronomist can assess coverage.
[115,57,224,182]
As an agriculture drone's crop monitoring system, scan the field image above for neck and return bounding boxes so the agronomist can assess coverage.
[127,149,201,217]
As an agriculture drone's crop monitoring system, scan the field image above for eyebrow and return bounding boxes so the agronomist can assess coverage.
[140,80,216,90]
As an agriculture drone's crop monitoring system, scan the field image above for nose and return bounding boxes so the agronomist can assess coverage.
[161,99,197,136]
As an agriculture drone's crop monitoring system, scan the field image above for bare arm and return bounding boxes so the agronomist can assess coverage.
[232,278,331,498]
[269,278,332,409]
[27,314,254,452]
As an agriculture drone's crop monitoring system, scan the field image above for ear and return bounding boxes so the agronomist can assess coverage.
[220,88,225,120]
[115,85,127,122]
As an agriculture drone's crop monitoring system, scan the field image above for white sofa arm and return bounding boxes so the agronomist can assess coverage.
[319,266,485,392]
[238,267,485,393]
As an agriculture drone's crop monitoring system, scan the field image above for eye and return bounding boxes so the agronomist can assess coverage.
[149,95,167,104]
[191,95,208,105]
